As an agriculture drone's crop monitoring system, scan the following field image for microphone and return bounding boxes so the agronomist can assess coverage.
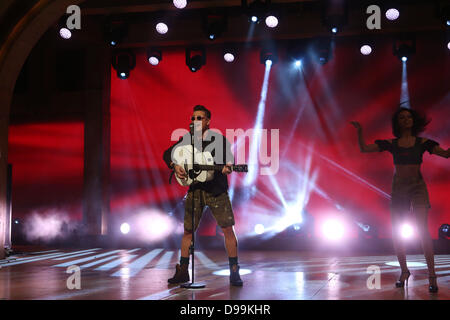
[189,123,194,136]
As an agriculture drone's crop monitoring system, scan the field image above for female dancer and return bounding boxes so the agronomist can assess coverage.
[351,107,449,293]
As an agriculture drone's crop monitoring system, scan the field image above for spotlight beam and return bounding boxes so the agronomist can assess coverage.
[400,61,411,108]
[244,61,273,186]
[299,64,339,154]
[296,142,391,199]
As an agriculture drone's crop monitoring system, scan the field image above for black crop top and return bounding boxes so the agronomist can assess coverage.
[374,137,439,165]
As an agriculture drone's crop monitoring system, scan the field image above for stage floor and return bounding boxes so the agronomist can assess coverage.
[0,247,448,300]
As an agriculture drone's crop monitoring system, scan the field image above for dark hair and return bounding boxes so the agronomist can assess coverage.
[193,105,211,119]
[392,107,430,138]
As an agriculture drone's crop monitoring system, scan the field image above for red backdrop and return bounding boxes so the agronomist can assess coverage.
[8,33,450,240]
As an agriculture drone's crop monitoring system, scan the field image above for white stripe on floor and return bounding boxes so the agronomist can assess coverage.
[0,249,101,267]
[53,250,122,267]
[94,254,138,271]
[196,251,219,269]
[154,251,174,269]
[111,248,163,278]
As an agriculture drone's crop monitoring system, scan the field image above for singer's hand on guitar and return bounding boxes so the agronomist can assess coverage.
[222,162,232,175]
[174,164,187,180]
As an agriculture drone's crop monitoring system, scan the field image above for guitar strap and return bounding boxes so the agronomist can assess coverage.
[168,170,175,185]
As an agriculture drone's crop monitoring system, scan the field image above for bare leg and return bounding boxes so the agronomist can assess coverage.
[391,210,408,273]
[181,230,192,258]
[413,206,437,286]
[222,226,238,262]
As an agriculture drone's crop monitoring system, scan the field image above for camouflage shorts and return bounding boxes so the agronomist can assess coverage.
[184,189,235,232]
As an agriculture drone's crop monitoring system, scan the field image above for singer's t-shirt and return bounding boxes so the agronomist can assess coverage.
[163,130,234,196]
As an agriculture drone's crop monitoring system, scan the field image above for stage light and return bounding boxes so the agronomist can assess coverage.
[57,15,72,39]
[223,44,237,63]
[224,53,235,62]
[173,0,187,9]
[186,46,206,72]
[385,8,400,21]
[287,40,308,68]
[120,223,130,234]
[147,48,162,66]
[360,44,372,55]
[393,36,415,62]
[322,218,345,241]
[203,12,227,41]
[400,223,414,239]
[148,57,159,65]
[447,41,450,50]
[156,22,168,34]
[438,224,450,239]
[112,50,136,80]
[265,15,279,28]
[133,209,176,242]
[213,268,252,276]
[322,0,348,35]
[254,224,265,235]
[104,19,128,47]
[14,219,19,224]
[260,45,278,65]
[385,261,426,268]
[59,27,72,40]
[242,0,269,24]
[314,37,332,65]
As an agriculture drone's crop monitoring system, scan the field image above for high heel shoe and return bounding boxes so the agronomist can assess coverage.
[395,270,410,288]
[428,275,438,293]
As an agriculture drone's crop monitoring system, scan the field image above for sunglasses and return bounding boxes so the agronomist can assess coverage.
[191,116,206,121]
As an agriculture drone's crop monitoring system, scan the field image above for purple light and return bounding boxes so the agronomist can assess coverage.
[59,28,72,39]
[360,45,372,55]
[322,219,345,241]
[224,53,235,62]
[120,223,130,234]
[401,224,414,239]
[148,56,160,65]
[265,16,278,28]
[156,22,168,34]
[386,8,400,21]
[173,0,187,9]
[254,224,265,235]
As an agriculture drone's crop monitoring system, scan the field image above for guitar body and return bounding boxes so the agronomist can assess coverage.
[172,145,215,186]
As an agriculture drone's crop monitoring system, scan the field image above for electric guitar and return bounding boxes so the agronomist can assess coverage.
[171,145,248,186]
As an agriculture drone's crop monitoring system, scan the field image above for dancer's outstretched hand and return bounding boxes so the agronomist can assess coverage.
[350,121,362,131]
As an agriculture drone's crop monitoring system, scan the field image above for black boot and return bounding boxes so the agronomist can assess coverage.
[168,264,190,284]
[230,264,243,287]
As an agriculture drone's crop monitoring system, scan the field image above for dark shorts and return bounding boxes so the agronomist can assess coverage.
[184,189,235,232]
[390,175,430,212]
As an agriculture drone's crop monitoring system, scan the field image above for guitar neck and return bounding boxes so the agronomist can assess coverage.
[196,165,233,171]
[194,164,247,172]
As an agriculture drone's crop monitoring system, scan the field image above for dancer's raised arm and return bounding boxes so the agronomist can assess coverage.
[350,121,381,153]
[430,145,450,159]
